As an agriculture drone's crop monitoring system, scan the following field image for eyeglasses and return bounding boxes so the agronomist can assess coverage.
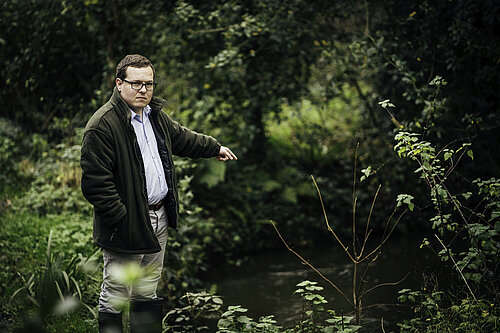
[123,79,157,91]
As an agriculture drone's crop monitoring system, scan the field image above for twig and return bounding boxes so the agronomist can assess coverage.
[357,251,380,298]
[434,234,478,303]
[353,144,359,260]
[359,184,382,258]
[311,175,355,262]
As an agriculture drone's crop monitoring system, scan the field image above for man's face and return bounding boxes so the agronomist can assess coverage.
[116,66,154,113]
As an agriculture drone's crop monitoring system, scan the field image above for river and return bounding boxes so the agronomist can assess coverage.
[206,231,438,332]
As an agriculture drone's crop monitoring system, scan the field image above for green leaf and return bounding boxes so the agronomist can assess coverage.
[296,281,313,287]
[237,315,251,324]
[360,166,372,182]
[467,150,474,160]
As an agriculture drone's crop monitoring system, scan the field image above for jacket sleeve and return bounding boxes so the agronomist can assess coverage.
[80,128,126,225]
[169,118,221,158]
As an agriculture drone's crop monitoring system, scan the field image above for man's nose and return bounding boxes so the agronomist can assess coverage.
[139,84,148,92]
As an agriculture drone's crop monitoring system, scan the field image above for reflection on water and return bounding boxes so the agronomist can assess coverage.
[206,232,437,331]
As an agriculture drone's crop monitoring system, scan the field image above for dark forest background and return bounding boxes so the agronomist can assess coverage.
[1,1,498,332]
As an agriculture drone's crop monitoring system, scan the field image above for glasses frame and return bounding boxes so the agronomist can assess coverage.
[123,79,157,91]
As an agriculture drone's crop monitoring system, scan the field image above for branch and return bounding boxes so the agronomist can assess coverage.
[353,144,359,259]
[360,272,409,298]
[188,26,229,34]
[359,209,406,264]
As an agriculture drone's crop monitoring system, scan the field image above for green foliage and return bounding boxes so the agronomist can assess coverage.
[7,230,100,332]
[0,132,20,194]
[391,90,499,330]
[365,0,499,168]
[0,0,104,131]
[0,204,98,332]
[394,126,499,288]
[161,158,234,304]
[163,281,360,332]
[164,292,224,332]
[266,91,363,169]
[0,119,25,196]
[398,289,499,332]
[160,0,365,158]
[11,127,91,216]
[290,280,360,333]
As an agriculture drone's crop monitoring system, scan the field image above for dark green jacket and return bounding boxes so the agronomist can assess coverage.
[80,88,220,254]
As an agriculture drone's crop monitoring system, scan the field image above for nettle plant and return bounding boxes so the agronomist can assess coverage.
[379,90,499,322]
[292,280,360,333]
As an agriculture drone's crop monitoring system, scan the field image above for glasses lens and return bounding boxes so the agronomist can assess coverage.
[131,82,142,90]
[145,83,154,91]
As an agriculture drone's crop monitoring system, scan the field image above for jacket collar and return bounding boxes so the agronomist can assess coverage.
[110,87,168,121]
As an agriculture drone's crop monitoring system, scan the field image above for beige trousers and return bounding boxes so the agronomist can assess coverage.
[98,206,168,313]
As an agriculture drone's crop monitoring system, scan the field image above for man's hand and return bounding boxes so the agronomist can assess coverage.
[217,146,238,161]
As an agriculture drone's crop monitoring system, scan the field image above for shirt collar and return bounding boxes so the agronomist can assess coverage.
[130,105,152,121]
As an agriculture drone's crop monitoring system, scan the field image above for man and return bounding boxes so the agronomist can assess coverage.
[80,54,236,333]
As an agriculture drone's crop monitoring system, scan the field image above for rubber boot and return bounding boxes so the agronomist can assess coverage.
[130,298,164,333]
[98,311,123,333]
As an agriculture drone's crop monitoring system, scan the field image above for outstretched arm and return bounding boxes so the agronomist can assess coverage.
[216,146,238,161]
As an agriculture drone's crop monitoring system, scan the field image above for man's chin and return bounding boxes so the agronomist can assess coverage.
[133,102,148,109]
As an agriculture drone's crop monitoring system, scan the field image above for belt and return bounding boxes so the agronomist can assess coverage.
[148,201,164,211]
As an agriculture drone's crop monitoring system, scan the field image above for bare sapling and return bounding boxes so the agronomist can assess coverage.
[271,147,408,325]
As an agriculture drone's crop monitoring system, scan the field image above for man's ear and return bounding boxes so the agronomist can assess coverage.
[116,78,123,92]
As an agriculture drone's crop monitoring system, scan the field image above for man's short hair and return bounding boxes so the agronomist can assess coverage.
[116,54,155,79]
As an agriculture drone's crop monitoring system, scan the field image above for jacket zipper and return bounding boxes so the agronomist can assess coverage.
[109,226,118,242]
